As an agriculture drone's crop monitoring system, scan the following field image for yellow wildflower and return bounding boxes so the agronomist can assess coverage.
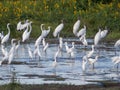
[74,10,77,15]
[54,3,59,8]
[118,3,120,8]
[0,2,2,7]
[0,14,2,17]
[115,11,119,16]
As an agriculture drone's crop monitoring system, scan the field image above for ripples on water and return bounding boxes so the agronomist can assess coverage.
[0,38,119,85]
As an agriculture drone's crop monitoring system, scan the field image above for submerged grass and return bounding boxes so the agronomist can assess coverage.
[0,81,119,90]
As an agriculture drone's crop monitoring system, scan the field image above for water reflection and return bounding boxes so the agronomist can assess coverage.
[0,39,119,85]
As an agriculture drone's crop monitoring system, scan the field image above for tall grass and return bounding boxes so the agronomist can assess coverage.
[0,0,120,40]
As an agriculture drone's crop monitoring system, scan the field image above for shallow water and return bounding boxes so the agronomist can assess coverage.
[0,38,119,85]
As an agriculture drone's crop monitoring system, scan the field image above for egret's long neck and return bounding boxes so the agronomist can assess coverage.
[41,24,44,31]
[48,27,50,31]
[54,56,57,62]
[26,24,29,32]
[7,25,10,35]
[29,23,32,33]
[92,46,94,51]
[84,25,86,29]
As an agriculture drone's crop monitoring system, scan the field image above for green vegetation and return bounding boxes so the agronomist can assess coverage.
[0,82,119,90]
[0,0,120,40]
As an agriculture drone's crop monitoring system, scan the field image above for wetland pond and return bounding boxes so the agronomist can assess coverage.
[0,38,119,85]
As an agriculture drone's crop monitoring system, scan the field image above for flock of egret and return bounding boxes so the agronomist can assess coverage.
[0,18,120,73]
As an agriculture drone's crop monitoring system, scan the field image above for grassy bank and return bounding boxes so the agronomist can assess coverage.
[0,1,120,40]
[0,81,119,90]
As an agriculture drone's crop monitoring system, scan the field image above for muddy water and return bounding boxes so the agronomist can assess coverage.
[0,38,119,85]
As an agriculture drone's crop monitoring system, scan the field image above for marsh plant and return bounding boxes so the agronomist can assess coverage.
[0,0,120,39]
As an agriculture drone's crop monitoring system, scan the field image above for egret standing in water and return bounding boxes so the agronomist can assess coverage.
[100,26,108,39]
[79,34,88,47]
[22,21,32,42]
[65,42,75,58]
[94,28,101,46]
[77,25,86,38]
[43,43,49,54]
[8,39,17,64]
[82,55,88,72]
[27,45,33,61]
[111,56,120,70]
[40,24,51,38]
[52,46,60,67]
[86,45,95,58]
[114,39,120,48]
[59,37,63,56]
[88,55,99,70]
[0,31,4,40]
[114,39,120,55]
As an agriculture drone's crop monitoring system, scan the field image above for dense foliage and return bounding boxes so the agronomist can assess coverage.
[0,0,120,39]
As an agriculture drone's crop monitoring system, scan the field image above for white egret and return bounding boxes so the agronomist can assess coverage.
[79,34,88,47]
[2,48,8,60]
[82,55,88,72]
[34,35,43,48]
[41,25,51,38]
[114,58,120,69]
[22,24,29,41]
[59,37,63,56]
[94,28,101,46]
[42,38,49,53]
[34,45,41,59]
[1,45,7,56]
[53,20,64,38]
[73,17,80,36]
[65,42,75,57]
[88,55,99,69]
[35,24,50,48]
[17,21,21,30]
[1,23,11,44]
[59,37,63,49]
[17,19,29,31]
[114,39,120,55]
[1,45,8,61]
[42,38,46,47]
[27,45,33,60]
[22,21,32,42]
[43,43,49,53]
[114,39,120,48]
[8,49,15,64]
[111,56,120,69]
[1,47,8,65]
[77,25,86,37]
[9,39,16,54]
[0,31,4,40]
[15,40,20,51]
[11,39,16,46]
[100,27,108,39]
[86,45,95,58]
[8,39,16,64]
[52,46,60,67]
[40,24,45,31]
